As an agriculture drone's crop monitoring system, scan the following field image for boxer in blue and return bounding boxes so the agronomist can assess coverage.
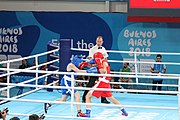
[44,55,97,117]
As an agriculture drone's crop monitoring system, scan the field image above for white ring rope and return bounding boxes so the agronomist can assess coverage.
[0,82,178,95]
[75,80,179,87]
[0,97,177,110]
[0,48,59,65]
[71,48,180,55]
[0,68,179,80]
[0,80,59,105]
[0,59,59,78]
[0,47,180,119]
[0,70,54,92]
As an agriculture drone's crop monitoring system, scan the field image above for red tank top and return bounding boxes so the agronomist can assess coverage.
[98,59,111,80]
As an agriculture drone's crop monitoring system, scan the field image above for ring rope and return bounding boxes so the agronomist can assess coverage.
[0,48,59,65]
[75,80,179,87]
[0,98,177,110]
[71,48,180,55]
[0,47,179,118]
[0,82,178,95]
[0,80,59,104]
[0,68,179,80]
[0,59,59,78]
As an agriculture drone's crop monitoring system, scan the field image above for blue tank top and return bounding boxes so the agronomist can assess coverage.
[153,63,165,80]
[154,64,164,73]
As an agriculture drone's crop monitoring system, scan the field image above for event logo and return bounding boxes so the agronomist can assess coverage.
[123,29,157,57]
[0,27,22,53]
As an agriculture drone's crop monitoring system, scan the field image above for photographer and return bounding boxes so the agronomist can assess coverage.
[0,108,8,120]
[29,114,45,120]
[10,117,20,120]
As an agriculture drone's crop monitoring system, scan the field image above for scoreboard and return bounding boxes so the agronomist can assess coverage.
[128,0,180,22]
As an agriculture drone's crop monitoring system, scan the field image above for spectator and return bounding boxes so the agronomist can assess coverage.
[110,70,120,89]
[150,54,166,91]
[40,65,47,71]
[0,64,7,84]
[75,76,86,87]
[29,114,45,120]
[19,59,30,69]
[111,77,121,89]
[0,108,8,120]
[29,114,39,120]
[32,60,39,70]
[82,35,110,104]
[0,64,4,68]
[40,64,48,85]
[119,62,133,89]
[10,117,20,120]
[0,110,6,120]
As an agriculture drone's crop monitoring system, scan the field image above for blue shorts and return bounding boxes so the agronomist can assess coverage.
[60,76,77,96]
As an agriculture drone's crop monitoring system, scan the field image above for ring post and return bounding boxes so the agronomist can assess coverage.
[71,72,75,117]
[59,39,71,84]
[47,42,59,91]
[134,52,138,83]
[7,62,10,98]
[178,77,180,119]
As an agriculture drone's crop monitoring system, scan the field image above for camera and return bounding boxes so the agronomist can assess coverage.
[39,114,45,120]
[0,107,9,118]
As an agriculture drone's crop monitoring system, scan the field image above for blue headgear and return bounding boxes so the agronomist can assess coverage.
[71,55,84,68]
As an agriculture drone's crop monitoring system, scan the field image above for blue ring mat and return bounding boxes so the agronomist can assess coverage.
[0,90,178,120]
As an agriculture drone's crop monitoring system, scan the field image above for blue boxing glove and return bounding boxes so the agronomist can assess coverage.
[71,55,84,68]
[88,59,95,64]
[86,67,98,73]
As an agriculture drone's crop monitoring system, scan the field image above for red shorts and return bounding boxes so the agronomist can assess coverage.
[90,80,112,98]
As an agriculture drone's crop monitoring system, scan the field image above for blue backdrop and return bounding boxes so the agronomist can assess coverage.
[0,11,180,74]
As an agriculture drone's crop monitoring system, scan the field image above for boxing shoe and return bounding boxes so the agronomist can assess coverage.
[44,103,52,113]
[101,99,110,104]
[121,108,128,116]
[77,112,86,117]
[122,113,128,116]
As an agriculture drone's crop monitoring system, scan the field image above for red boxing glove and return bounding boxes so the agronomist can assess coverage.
[94,58,104,69]
[79,62,89,69]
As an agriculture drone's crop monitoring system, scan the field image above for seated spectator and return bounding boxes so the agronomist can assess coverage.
[0,64,7,84]
[119,62,133,89]
[19,59,30,69]
[0,64,4,68]
[111,77,121,89]
[32,60,39,70]
[40,65,48,85]
[75,76,86,87]
[40,65,47,71]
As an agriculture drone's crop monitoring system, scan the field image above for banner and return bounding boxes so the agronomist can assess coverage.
[0,11,180,74]
[130,0,180,8]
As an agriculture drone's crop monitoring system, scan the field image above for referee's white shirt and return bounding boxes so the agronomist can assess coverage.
[89,45,108,58]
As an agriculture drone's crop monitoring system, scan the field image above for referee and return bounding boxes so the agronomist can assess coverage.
[82,36,110,104]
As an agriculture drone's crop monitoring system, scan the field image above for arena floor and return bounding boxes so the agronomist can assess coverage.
[1,90,178,120]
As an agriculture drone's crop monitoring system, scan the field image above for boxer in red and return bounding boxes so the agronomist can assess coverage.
[83,52,128,118]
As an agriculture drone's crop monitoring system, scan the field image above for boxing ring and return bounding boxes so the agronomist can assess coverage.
[0,40,179,120]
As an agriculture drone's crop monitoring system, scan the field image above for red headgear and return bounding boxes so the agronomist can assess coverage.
[93,52,104,60]
[93,52,104,69]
